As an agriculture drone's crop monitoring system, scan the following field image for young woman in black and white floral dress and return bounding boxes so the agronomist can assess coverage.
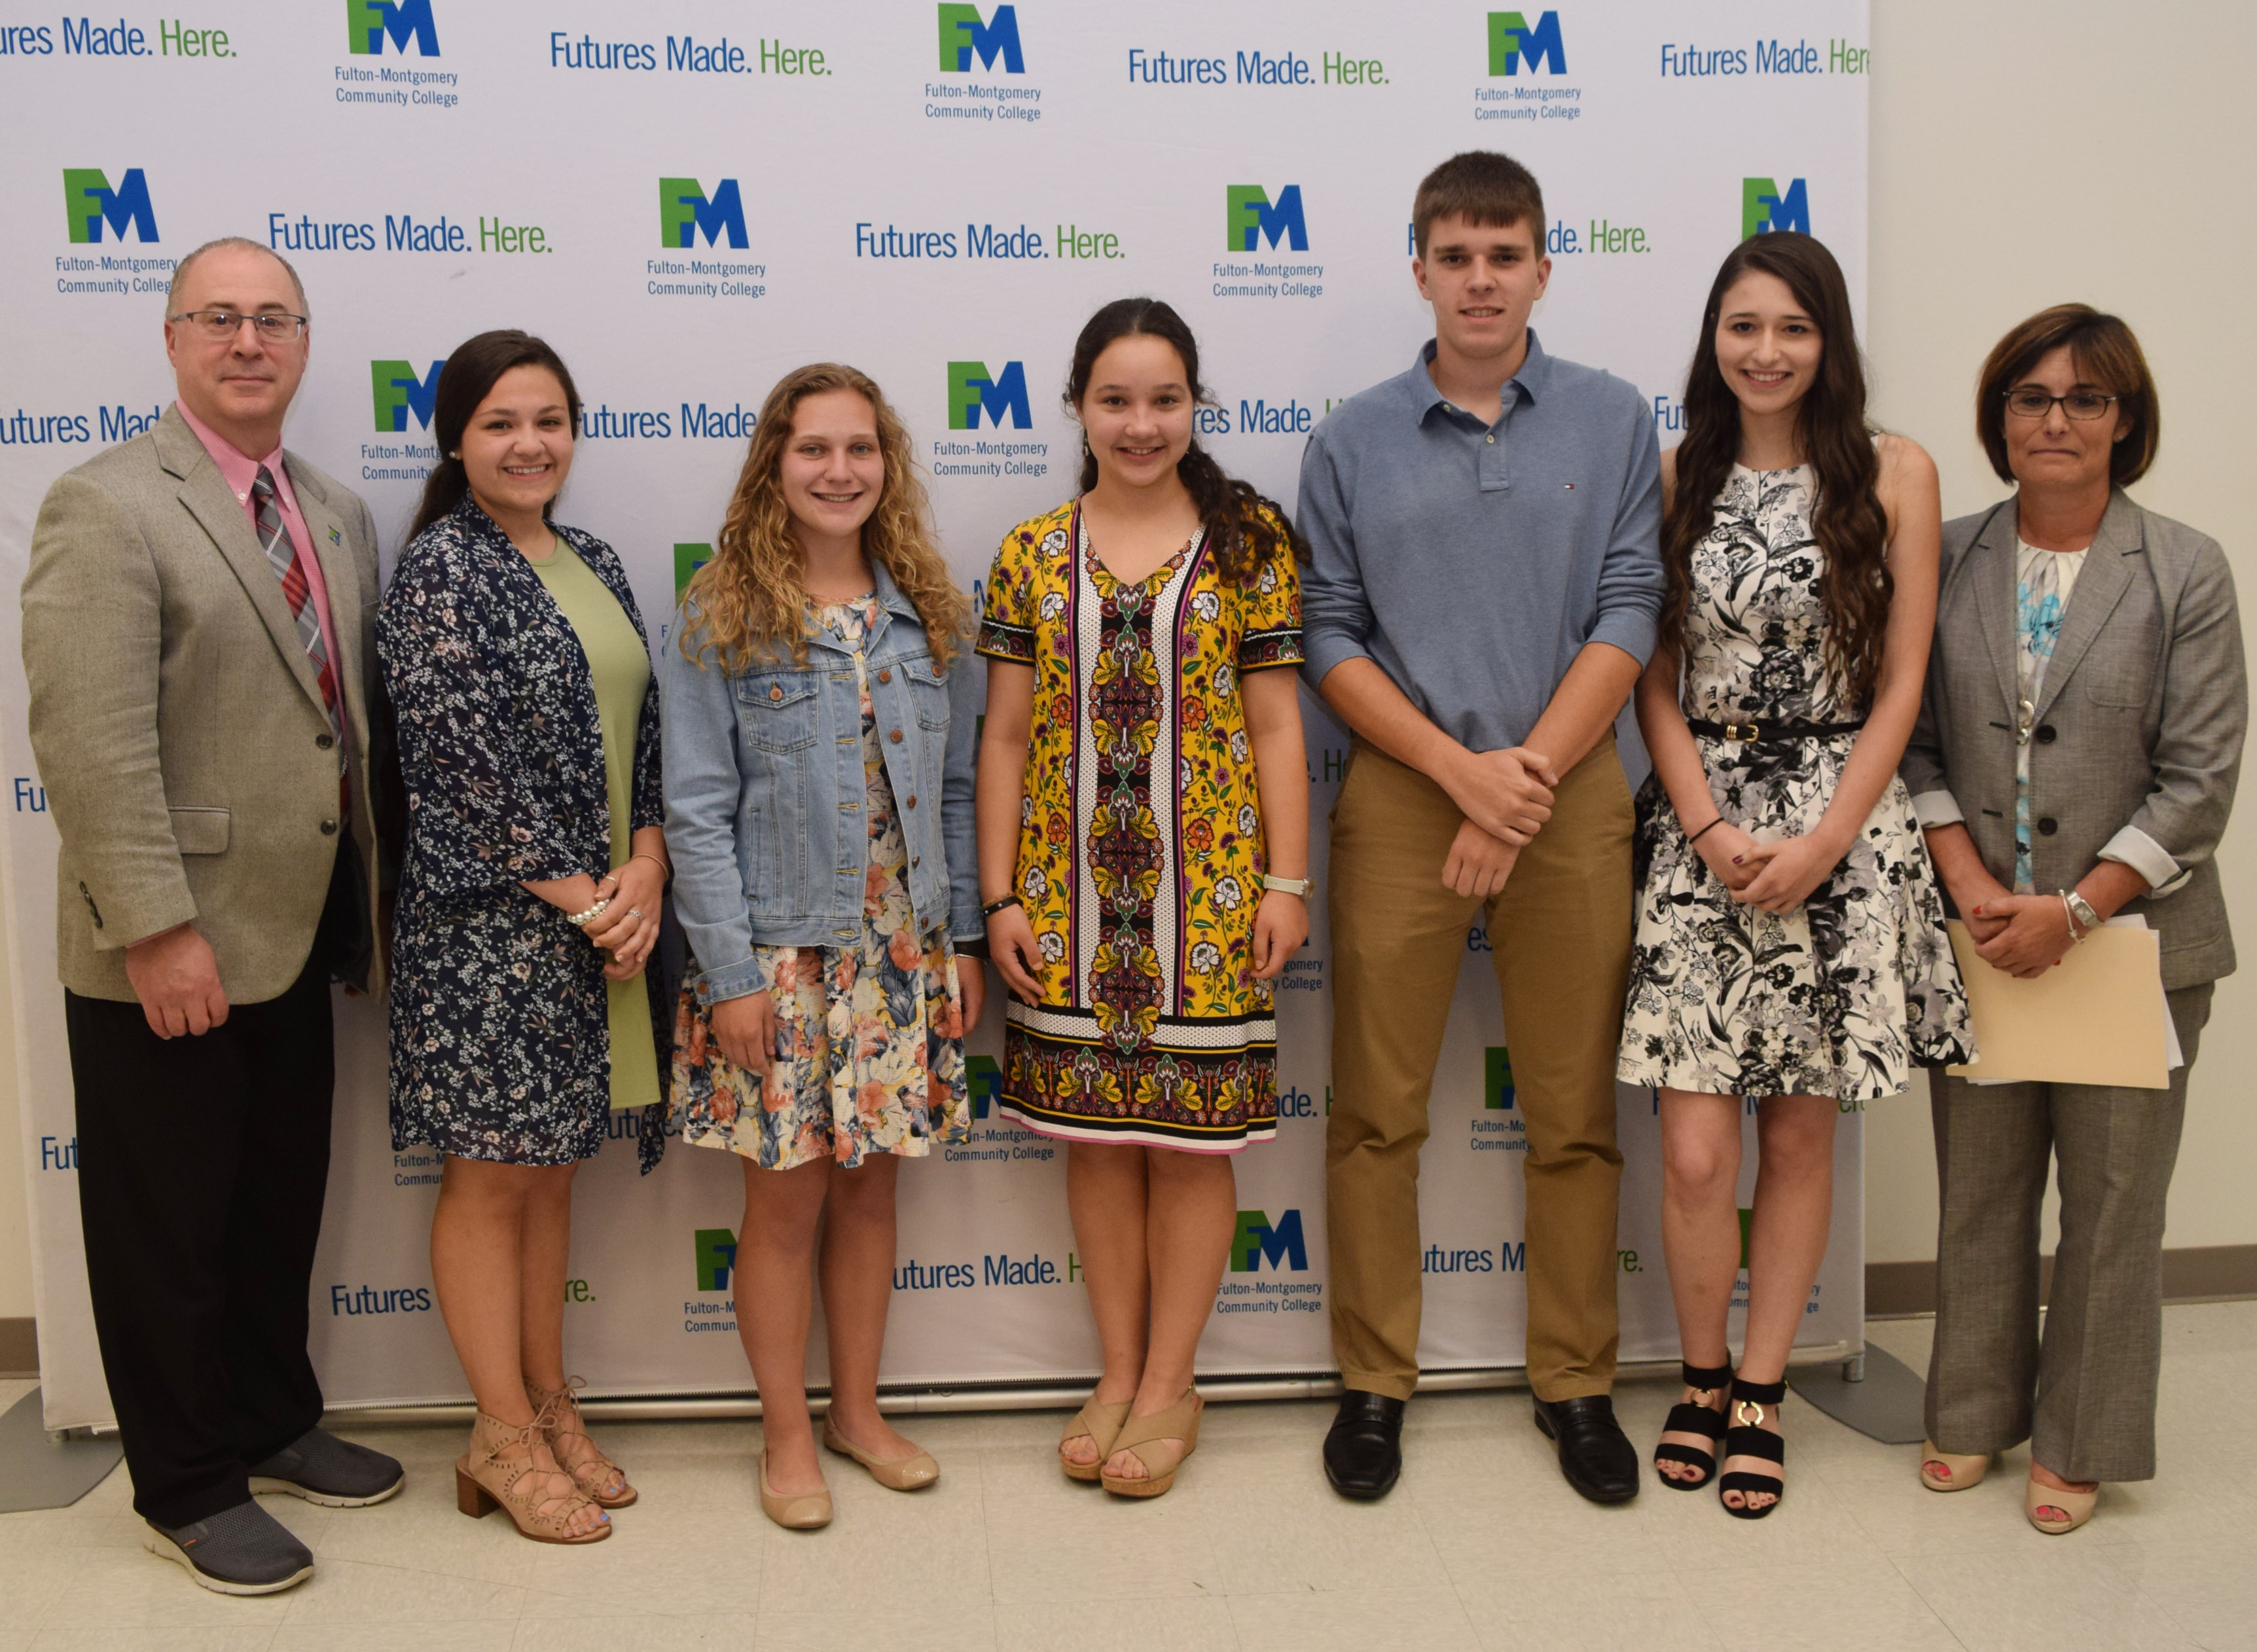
[1618,234,1971,1518]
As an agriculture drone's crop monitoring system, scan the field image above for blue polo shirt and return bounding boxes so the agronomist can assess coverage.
[1296,332,1664,753]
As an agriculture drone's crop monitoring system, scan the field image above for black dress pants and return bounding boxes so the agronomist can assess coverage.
[64,846,359,1527]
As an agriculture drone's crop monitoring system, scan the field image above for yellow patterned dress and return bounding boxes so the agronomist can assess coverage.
[977,499,1303,1151]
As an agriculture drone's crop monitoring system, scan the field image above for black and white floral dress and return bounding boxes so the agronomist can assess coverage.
[1617,465,1972,1102]
[380,501,670,1168]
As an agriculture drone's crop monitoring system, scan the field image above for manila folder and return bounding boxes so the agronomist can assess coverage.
[1944,920,2169,1089]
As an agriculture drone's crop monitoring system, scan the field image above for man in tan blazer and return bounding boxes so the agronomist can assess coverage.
[22,238,401,1596]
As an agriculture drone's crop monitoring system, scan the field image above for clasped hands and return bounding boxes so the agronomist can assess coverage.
[1440,745,1555,898]
[1689,819,1850,915]
[526,857,663,980]
[1955,874,2080,979]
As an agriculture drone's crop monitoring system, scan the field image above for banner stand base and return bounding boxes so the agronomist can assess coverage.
[1788,1343,1926,1445]
[323,1345,1859,1428]
[0,1388,124,1512]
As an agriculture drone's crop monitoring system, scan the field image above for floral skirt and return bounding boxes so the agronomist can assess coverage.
[672,926,970,1171]
[1617,753,1975,1103]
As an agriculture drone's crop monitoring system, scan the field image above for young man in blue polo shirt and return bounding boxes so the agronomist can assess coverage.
[1298,151,1663,1503]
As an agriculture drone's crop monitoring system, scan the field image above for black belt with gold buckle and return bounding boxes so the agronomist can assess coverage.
[1686,717,1866,745]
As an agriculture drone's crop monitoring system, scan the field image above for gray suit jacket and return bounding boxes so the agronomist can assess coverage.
[1902,490,2243,989]
[22,404,386,1003]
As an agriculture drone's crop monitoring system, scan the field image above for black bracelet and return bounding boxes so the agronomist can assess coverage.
[1687,817,1725,845]
[982,893,1022,918]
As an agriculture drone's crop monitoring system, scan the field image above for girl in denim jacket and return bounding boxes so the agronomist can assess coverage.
[660,364,984,1530]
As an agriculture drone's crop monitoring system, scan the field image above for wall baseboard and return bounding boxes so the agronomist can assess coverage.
[1867,1244,2257,1318]
[2,1248,2251,1380]
[0,1317,35,1379]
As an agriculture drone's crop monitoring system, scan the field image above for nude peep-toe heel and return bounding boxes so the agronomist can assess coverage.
[759,1453,833,1530]
[1920,1439,1991,1492]
[1100,1389,1203,1499]
[823,1414,939,1490]
[2027,1474,2099,1534]
[1060,1395,1132,1484]
[454,1410,611,1544]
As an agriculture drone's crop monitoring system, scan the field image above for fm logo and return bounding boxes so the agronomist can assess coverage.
[1484,1046,1517,1111]
[1488,10,1566,75]
[947,361,1032,431]
[1231,1208,1309,1273]
[1225,185,1307,253]
[937,3,1023,73]
[370,359,446,433]
[1742,177,1811,238]
[967,1054,1002,1120]
[695,1227,740,1292]
[674,543,712,598]
[660,177,749,250]
[63,169,157,244]
[347,0,438,57]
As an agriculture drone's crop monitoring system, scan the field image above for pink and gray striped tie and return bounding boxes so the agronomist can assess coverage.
[251,466,342,736]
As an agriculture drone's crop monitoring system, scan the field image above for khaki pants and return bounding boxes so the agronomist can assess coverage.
[1325,737,1633,1401]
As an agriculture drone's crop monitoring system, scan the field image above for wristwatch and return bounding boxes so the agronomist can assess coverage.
[1262,874,1314,898]
[2063,888,2102,936]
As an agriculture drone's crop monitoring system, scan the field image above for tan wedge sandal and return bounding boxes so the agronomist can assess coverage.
[1919,1439,1990,1492]
[1100,1389,1203,1499]
[823,1415,938,1490]
[1060,1395,1132,1484]
[527,1376,636,1509]
[454,1410,611,1543]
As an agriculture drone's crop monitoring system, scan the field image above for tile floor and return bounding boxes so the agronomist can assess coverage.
[0,1302,2250,1650]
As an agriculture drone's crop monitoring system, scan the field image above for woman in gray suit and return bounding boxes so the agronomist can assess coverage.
[1903,304,2243,1534]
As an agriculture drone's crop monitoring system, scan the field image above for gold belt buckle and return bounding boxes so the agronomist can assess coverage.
[1724,721,1760,742]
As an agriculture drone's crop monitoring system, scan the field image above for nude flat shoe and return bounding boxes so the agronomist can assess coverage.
[1100,1389,1203,1499]
[1060,1395,1132,1484]
[2026,1473,2098,1534]
[823,1415,939,1490]
[1920,1439,1991,1492]
[758,1453,833,1530]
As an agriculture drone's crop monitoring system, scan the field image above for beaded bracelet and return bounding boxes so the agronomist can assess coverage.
[565,897,611,928]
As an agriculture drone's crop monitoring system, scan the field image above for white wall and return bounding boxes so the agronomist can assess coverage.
[0,0,2247,1321]
[1861,0,2257,1263]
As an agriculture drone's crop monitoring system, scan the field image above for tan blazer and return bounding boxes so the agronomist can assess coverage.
[22,404,386,1003]
[1902,491,2244,990]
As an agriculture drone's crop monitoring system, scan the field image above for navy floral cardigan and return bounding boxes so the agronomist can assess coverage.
[378,499,669,1170]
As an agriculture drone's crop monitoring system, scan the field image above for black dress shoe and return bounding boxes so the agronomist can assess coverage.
[1323,1391,1405,1499]
[1532,1393,1640,1504]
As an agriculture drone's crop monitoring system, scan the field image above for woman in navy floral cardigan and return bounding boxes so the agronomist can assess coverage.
[379,331,667,1545]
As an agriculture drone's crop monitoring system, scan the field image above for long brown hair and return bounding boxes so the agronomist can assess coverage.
[683,363,967,671]
[1659,233,1892,708]
[1066,297,1306,583]
[406,330,582,545]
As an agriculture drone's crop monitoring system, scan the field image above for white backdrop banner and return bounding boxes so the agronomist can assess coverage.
[2,0,1871,1428]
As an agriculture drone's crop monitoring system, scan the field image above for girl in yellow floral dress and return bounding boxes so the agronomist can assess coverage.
[662,365,985,1530]
[977,298,1311,1498]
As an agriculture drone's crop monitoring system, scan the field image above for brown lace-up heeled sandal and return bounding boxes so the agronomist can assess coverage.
[454,1409,611,1543]
[526,1377,638,1509]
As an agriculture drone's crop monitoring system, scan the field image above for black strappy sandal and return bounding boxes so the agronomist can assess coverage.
[1718,1375,1787,1518]
[1653,1361,1733,1490]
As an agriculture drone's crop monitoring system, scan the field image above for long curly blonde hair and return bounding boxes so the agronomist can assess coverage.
[681,363,968,671]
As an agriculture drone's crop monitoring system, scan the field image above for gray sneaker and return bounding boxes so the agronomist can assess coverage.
[249,1428,406,1507]
[144,1499,315,1595]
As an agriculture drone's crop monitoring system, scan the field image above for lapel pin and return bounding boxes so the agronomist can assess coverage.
[329,527,342,545]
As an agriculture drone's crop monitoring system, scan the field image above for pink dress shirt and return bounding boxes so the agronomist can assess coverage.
[173,401,348,741]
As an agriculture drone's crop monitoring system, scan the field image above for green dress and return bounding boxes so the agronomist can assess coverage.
[528,537,661,1111]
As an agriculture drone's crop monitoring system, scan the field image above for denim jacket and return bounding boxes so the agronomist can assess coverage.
[660,562,983,1005]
